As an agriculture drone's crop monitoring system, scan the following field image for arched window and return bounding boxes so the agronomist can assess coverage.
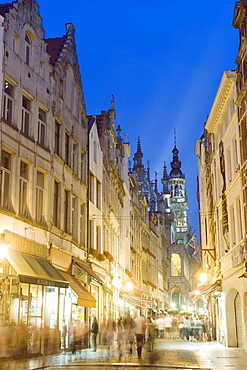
[175,185,179,196]
[171,253,181,276]
[25,33,31,66]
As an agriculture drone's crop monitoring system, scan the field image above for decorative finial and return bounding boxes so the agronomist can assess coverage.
[110,94,115,109]
[174,128,177,148]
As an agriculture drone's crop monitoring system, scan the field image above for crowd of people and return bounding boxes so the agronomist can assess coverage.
[80,312,213,360]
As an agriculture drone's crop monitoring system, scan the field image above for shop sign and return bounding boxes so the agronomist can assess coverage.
[231,245,244,268]
[4,231,46,258]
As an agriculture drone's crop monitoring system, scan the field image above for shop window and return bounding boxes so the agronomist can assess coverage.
[21,95,31,136]
[3,80,14,125]
[38,107,46,146]
[36,170,44,223]
[0,150,12,210]
[171,253,181,276]
[19,161,29,217]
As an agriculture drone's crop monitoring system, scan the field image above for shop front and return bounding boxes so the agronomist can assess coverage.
[0,232,69,358]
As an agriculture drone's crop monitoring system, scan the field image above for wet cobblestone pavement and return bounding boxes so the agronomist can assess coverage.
[1,339,247,370]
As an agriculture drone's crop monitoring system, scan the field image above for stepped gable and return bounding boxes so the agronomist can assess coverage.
[45,23,82,88]
[45,36,66,66]
[0,3,12,16]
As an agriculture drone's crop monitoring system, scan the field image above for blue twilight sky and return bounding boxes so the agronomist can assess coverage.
[6,1,240,235]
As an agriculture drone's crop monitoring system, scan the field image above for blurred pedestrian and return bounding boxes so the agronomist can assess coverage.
[61,319,67,353]
[90,316,99,352]
[117,317,125,360]
[134,314,146,359]
[105,317,116,356]
[155,314,165,338]
[184,316,191,341]
[124,315,135,354]
[164,314,172,339]
[68,321,76,353]
[146,316,155,351]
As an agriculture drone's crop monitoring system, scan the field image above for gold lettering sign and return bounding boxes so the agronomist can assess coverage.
[4,231,47,258]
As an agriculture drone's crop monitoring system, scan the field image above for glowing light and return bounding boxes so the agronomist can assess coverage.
[182,305,186,310]
[112,277,121,290]
[125,281,133,292]
[0,234,8,261]
[199,273,208,284]
[199,308,205,315]
[170,302,176,308]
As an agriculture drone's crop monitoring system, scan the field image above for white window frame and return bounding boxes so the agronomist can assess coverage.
[21,96,31,136]
[1,150,11,209]
[38,107,46,146]
[36,170,44,223]
[25,33,31,66]
[3,81,14,124]
[19,161,29,216]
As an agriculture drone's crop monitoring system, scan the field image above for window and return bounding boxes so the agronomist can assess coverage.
[55,120,60,156]
[0,150,11,209]
[25,33,31,66]
[80,151,86,183]
[80,203,86,247]
[64,189,69,233]
[72,195,78,241]
[96,225,101,251]
[3,81,14,124]
[59,78,63,99]
[65,132,70,166]
[21,96,31,136]
[171,253,181,276]
[90,173,94,203]
[19,161,29,217]
[36,170,44,223]
[38,108,46,146]
[53,180,60,228]
[96,180,101,210]
[72,141,78,175]
[93,140,97,163]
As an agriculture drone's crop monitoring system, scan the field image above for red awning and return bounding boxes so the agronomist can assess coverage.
[189,281,222,297]
[74,261,103,284]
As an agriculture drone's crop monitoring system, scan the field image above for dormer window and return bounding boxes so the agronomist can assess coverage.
[25,33,31,66]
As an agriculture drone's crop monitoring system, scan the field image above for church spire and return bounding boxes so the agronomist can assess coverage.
[170,144,184,179]
[133,137,144,181]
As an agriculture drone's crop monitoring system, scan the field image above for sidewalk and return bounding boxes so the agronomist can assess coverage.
[0,339,247,370]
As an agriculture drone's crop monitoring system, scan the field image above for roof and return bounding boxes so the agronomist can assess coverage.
[0,3,12,16]
[45,36,66,66]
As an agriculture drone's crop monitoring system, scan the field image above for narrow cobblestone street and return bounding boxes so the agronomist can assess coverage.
[1,339,247,370]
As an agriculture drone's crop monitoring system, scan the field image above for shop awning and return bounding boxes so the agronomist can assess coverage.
[59,271,96,308]
[74,261,103,284]
[121,293,150,310]
[189,281,222,297]
[6,249,68,288]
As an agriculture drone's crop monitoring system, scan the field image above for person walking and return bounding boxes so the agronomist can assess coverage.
[146,316,155,351]
[134,314,146,359]
[164,314,172,339]
[61,319,68,353]
[90,317,99,352]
